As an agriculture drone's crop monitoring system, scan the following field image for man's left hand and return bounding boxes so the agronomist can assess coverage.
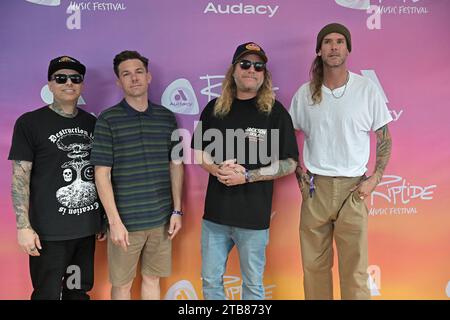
[217,162,246,186]
[168,213,182,240]
[350,175,379,200]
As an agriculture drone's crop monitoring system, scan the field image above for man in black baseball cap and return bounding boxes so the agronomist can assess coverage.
[191,41,298,300]
[8,54,105,299]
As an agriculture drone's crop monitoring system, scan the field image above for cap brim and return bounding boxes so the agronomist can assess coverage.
[234,50,268,64]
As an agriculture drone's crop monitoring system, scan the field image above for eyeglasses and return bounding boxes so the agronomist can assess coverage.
[238,59,266,72]
[51,74,84,84]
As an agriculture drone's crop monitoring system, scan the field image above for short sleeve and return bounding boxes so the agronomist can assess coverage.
[289,90,301,130]
[8,114,35,162]
[190,100,214,151]
[369,82,393,131]
[273,102,299,162]
[90,115,114,167]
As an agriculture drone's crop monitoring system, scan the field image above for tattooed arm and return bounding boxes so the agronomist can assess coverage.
[372,124,393,183]
[247,158,297,183]
[12,160,41,256]
[217,158,297,186]
[353,124,392,198]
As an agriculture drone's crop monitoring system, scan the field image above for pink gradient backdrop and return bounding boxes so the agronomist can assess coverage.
[0,0,449,299]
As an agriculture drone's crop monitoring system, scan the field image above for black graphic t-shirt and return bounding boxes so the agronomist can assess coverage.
[191,97,299,230]
[8,106,103,241]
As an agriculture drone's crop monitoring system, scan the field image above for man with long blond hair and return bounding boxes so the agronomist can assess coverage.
[289,23,393,300]
[191,42,298,300]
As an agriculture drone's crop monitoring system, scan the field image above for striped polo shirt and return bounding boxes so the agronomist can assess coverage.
[91,99,180,232]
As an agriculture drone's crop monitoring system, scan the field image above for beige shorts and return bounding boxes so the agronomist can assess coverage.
[107,224,172,286]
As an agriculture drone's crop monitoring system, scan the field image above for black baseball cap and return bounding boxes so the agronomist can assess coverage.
[232,42,268,64]
[48,56,86,81]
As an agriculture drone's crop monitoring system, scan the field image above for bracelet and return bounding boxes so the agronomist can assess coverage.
[244,169,250,183]
[171,210,183,216]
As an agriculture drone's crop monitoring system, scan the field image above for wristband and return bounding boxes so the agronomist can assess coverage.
[171,210,183,216]
[244,169,250,183]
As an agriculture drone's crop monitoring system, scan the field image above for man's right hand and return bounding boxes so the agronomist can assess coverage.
[18,228,41,256]
[109,220,130,251]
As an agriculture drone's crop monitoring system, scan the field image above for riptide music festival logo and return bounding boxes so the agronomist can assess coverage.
[163,277,276,300]
[223,275,276,300]
[66,2,127,30]
[25,0,127,30]
[369,175,437,216]
[335,0,429,30]
[161,79,199,115]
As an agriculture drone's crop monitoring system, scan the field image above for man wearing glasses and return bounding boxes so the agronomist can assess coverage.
[8,56,105,299]
[191,42,298,300]
[289,23,393,299]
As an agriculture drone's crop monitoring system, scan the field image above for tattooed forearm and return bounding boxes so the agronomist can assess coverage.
[373,125,392,183]
[49,102,78,118]
[11,161,33,229]
[248,158,297,183]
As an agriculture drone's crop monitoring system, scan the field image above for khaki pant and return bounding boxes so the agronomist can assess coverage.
[300,174,370,300]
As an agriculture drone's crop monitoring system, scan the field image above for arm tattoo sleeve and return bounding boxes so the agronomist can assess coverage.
[374,125,392,183]
[248,158,297,183]
[11,160,33,229]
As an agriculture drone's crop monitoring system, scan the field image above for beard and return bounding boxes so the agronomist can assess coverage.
[322,54,347,68]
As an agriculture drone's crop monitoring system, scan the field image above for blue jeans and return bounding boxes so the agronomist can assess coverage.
[201,219,269,300]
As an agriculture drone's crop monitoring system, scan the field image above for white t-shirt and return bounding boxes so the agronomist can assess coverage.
[289,72,393,177]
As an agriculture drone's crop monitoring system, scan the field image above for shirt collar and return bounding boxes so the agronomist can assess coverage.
[120,98,153,117]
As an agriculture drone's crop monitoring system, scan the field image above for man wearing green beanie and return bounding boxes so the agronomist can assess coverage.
[289,23,393,300]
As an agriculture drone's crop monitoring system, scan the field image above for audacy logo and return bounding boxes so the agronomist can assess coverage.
[161,79,199,115]
[25,0,60,6]
[164,280,199,300]
[41,84,86,105]
[204,2,279,18]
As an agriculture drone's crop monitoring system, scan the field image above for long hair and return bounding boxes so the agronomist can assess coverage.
[213,64,275,117]
[309,55,324,105]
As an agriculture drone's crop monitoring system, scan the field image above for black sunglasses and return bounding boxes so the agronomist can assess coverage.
[51,74,84,84]
[238,59,266,72]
